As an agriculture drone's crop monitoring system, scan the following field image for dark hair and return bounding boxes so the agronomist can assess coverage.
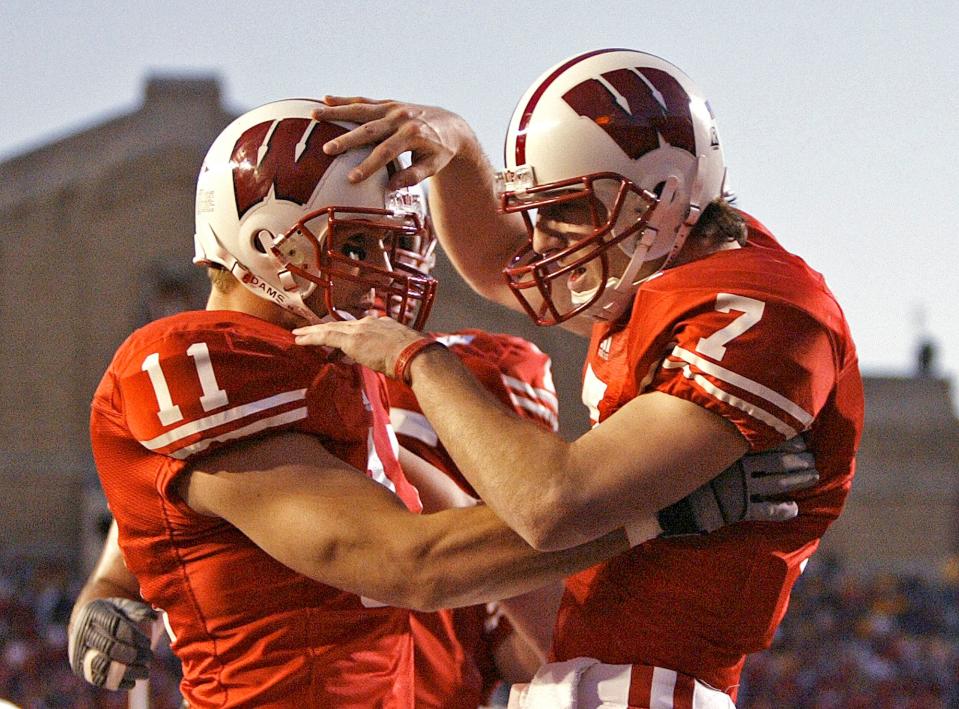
[689,199,747,246]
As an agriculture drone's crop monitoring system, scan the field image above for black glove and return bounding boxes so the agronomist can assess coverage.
[68,597,156,690]
[658,436,819,537]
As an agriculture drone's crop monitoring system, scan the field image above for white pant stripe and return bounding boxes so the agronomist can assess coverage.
[650,666,678,708]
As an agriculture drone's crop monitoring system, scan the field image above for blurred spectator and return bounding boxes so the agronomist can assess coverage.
[740,553,959,708]
[0,557,181,708]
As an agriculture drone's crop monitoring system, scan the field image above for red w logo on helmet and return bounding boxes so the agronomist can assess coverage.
[231,118,348,219]
[562,68,696,160]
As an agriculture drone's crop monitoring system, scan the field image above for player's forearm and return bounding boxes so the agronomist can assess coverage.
[258,499,621,612]
[409,347,614,550]
[211,460,622,611]
[183,431,622,611]
[391,504,627,611]
[408,348,750,550]
[71,523,142,629]
[429,140,527,306]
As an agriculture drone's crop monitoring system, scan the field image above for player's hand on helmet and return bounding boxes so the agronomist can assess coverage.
[68,597,156,691]
[311,97,477,189]
[293,315,428,378]
[658,436,819,537]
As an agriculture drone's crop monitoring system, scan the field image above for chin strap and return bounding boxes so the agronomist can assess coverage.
[229,260,323,325]
[659,153,710,270]
[585,175,682,322]
[570,276,617,307]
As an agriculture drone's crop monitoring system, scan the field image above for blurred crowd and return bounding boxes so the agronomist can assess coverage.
[1,553,958,708]
[739,554,959,708]
[0,556,181,708]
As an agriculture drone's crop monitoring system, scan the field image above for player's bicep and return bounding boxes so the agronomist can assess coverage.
[569,391,748,534]
[179,431,414,590]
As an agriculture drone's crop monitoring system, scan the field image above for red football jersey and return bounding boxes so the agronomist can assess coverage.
[406,604,513,709]
[385,330,557,707]
[90,310,421,708]
[388,329,559,496]
[552,213,864,696]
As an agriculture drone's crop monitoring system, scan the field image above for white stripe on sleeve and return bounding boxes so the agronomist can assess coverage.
[670,347,812,427]
[140,388,308,451]
[170,407,309,459]
[663,360,799,437]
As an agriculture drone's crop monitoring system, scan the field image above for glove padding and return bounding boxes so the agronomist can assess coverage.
[68,597,156,691]
[658,436,819,537]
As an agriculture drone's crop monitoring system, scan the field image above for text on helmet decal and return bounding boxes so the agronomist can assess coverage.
[231,119,348,219]
[562,68,695,160]
[240,272,287,304]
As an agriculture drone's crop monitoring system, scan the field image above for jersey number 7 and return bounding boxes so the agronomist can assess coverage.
[695,294,765,361]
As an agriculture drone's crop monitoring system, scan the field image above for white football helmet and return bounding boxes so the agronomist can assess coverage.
[496,49,728,325]
[194,98,437,328]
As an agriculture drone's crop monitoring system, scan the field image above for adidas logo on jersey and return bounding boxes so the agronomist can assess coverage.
[598,335,613,360]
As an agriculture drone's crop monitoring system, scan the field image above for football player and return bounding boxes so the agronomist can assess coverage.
[388,225,564,707]
[84,97,599,707]
[383,191,820,709]
[293,48,864,708]
[74,95,821,708]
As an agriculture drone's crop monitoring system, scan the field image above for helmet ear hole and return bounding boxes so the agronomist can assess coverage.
[252,230,272,255]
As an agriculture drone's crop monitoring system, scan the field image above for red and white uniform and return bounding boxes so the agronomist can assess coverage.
[389,329,559,496]
[90,310,421,708]
[552,214,864,702]
[386,330,558,707]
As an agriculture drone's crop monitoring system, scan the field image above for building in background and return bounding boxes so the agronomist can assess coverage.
[820,352,959,575]
[0,76,228,561]
[0,76,955,576]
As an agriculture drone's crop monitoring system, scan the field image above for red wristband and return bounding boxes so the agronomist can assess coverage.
[393,337,444,385]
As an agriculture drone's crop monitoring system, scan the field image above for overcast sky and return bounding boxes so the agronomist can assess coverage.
[2,1,957,399]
